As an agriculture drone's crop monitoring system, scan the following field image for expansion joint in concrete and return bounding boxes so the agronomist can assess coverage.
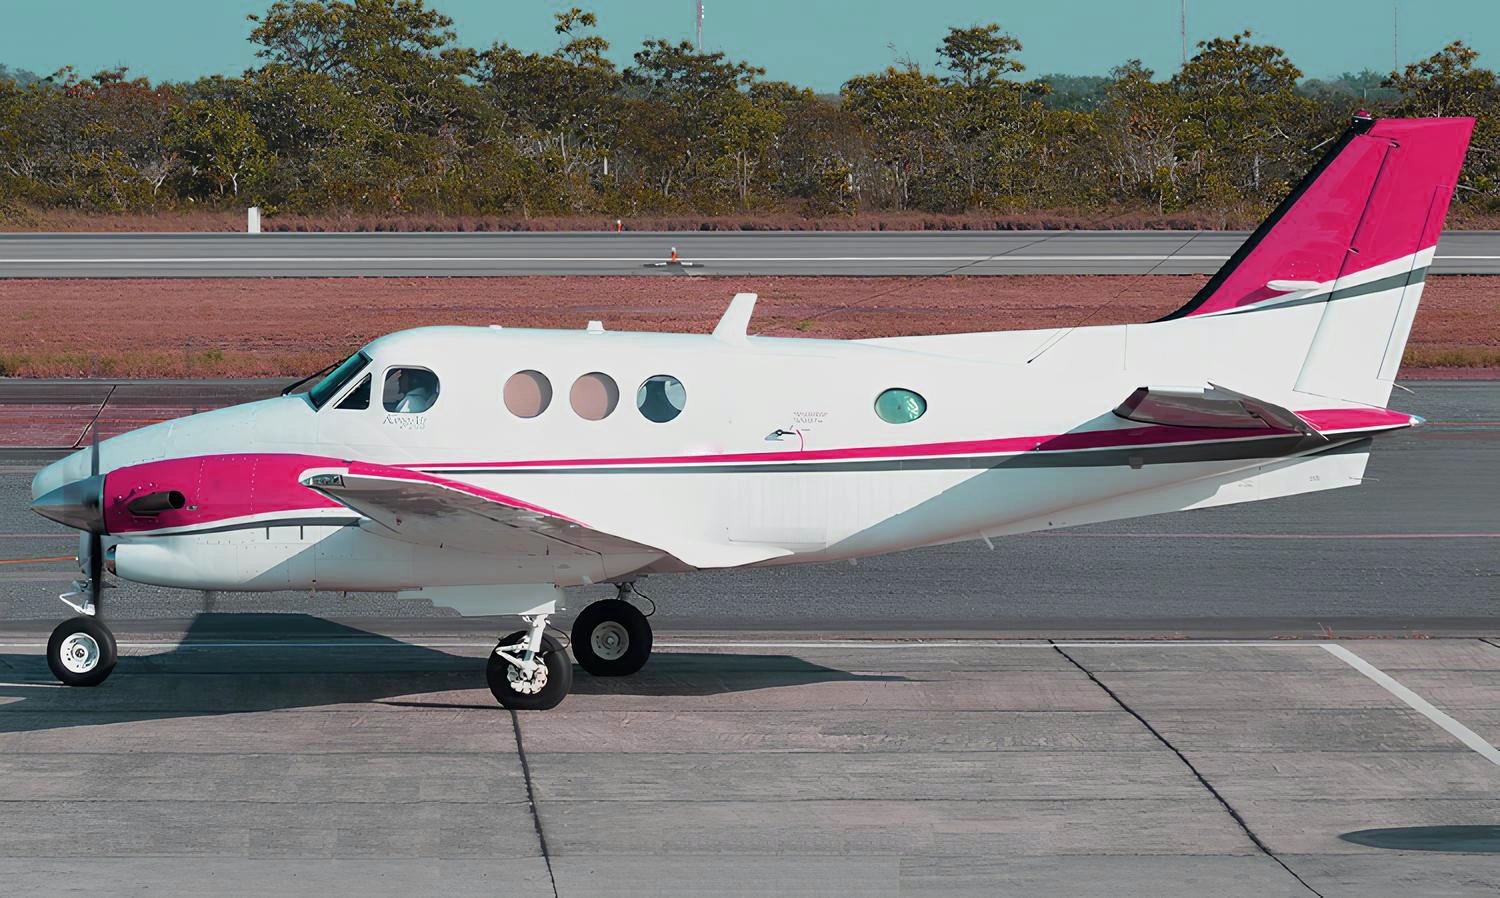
[510,710,559,898]
[1050,643,1325,898]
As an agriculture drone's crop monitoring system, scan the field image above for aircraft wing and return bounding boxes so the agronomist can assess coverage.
[300,461,787,569]
[1113,383,1317,435]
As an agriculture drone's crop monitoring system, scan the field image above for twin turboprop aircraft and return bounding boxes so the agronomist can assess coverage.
[30,115,1472,709]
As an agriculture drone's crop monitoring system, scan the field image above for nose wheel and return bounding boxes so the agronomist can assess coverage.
[47,616,118,687]
[570,595,653,677]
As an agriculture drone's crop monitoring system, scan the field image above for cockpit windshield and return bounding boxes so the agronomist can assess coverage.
[307,351,372,409]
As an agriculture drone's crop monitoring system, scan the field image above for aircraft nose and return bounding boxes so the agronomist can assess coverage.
[31,473,106,533]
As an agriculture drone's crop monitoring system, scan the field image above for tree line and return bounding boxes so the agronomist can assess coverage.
[1,0,1496,221]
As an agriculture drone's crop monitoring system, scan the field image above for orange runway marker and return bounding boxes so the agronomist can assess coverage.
[0,555,75,566]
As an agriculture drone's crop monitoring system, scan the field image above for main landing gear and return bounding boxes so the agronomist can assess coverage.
[486,582,656,710]
[487,613,574,711]
[570,583,654,677]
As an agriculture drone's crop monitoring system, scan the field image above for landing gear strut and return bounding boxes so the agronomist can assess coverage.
[571,582,654,677]
[46,431,118,688]
[487,612,573,711]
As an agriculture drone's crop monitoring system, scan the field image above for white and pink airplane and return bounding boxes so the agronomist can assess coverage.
[30,115,1472,709]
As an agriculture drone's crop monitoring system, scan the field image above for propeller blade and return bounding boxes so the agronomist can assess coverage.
[88,425,103,614]
[88,531,103,614]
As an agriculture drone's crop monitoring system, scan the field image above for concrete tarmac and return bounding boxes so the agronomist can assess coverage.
[0,632,1498,895]
[4,230,1500,277]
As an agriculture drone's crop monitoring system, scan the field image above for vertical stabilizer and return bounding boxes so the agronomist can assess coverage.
[1157,116,1472,407]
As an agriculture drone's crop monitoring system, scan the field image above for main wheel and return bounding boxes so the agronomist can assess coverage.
[570,599,652,677]
[487,631,573,711]
[47,616,117,687]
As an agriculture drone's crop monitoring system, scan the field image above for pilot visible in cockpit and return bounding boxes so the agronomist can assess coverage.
[385,367,440,413]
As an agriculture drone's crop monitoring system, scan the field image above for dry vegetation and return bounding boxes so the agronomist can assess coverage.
[12,206,1500,234]
[0,274,1494,379]
[0,206,1279,233]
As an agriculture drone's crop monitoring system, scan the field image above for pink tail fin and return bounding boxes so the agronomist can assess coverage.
[1161,115,1474,320]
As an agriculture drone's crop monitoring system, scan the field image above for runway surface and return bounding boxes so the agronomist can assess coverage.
[1,634,1497,895]
[4,230,1500,277]
[0,380,1496,631]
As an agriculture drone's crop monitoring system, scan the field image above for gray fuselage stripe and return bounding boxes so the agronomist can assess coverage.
[1224,266,1426,316]
[421,432,1365,477]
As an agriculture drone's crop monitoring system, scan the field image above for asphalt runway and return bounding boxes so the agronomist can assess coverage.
[0,380,1496,633]
[1,634,1497,895]
[3,230,1500,277]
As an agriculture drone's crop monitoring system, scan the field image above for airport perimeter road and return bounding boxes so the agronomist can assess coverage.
[1,381,1496,632]
[1,636,1497,895]
[4,230,1500,277]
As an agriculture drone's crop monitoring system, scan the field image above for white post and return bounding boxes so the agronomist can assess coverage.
[247,206,261,234]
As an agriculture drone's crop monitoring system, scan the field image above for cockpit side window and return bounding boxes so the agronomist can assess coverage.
[308,351,371,409]
[383,367,440,413]
[335,374,372,410]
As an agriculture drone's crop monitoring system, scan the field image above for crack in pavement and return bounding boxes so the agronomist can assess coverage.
[510,709,560,898]
[1051,642,1325,898]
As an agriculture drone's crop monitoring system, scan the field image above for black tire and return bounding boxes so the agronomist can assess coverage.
[570,599,652,677]
[47,616,117,687]
[487,631,573,711]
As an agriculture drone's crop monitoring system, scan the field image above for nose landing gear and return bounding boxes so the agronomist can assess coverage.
[47,614,117,688]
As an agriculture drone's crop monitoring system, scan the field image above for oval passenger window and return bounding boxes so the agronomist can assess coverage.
[874,388,926,424]
[636,375,686,423]
[504,370,553,418]
[570,372,619,421]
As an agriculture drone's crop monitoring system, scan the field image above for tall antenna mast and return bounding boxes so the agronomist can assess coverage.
[1180,0,1187,66]
[696,0,704,51]
[1392,1,1399,72]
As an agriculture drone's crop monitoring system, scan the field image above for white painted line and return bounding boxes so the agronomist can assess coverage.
[1033,532,1500,540]
[662,640,1317,649]
[0,638,1333,650]
[1,254,1495,266]
[1,256,970,263]
[1323,644,1500,768]
[0,681,64,688]
[0,255,1231,264]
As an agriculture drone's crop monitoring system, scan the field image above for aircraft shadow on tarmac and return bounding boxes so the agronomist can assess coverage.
[0,614,904,732]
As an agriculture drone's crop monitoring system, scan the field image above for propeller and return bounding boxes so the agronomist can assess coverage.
[84,425,103,615]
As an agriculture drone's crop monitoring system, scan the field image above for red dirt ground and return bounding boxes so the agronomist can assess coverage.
[0,275,1495,378]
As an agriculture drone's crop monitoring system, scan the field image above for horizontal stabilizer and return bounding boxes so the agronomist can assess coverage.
[1114,384,1316,435]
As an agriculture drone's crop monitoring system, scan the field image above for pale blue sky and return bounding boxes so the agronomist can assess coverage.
[1,0,1495,90]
